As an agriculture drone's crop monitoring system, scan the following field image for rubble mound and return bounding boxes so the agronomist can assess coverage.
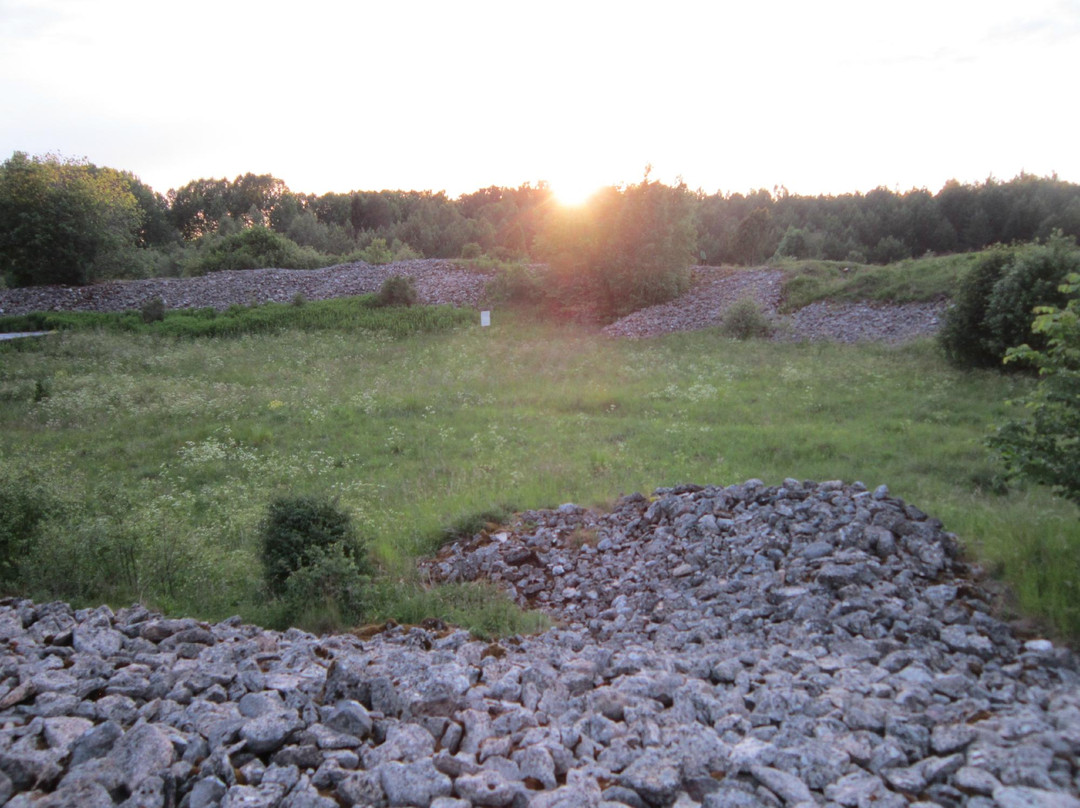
[2,480,1079,807]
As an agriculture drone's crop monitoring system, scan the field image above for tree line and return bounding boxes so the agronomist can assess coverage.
[3,150,1080,291]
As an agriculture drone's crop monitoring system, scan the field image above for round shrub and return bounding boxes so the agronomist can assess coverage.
[721,298,774,340]
[191,226,328,274]
[460,242,483,260]
[376,275,418,307]
[140,296,166,323]
[259,495,367,596]
[940,236,1080,369]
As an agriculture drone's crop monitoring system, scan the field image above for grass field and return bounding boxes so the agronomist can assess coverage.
[2,295,1078,639]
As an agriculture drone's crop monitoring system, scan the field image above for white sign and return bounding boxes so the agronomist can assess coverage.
[480,310,491,327]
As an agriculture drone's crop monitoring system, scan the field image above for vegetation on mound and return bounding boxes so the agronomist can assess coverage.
[778,252,980,311]
[0,295,474,339]
[1,314,1078,639]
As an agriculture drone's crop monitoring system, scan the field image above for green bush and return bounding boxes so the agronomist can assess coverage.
[189,226,329,274]
[358,237,393,265]
[140,296,166,323]
[460,242,483,260]
[940,236,1080,369]
[280,542,370,629]
[535,175,696,320]
[776,227,811,260]
[484,263,546,306]
[989,274,1080,507]
[0,475,52,588]
[377,275,418,307]
[259,495,368,596]
[0,152,143,286]
[721,297,774,340]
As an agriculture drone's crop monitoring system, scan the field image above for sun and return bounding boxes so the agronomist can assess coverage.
[551,177,602,208]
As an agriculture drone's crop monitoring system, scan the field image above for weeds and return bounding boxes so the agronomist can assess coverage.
[1,312,1078,638]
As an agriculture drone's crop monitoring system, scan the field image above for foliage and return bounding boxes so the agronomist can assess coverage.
[536,174,696,320]
[376,275,418,307]
[0,296,473,339]
[989,274,1080,507]
[280,542,370,629]
[0,473,53,588]
[140,297,166,323]
[3,317,1080,636]
[720,298,775,340]
[0,152,144,286]
[781,252,979,311]
[259,495,368,596]
[187,226,329,273]
[461,242,483,260]
[358,237,393,264]
[776,227,811,260]
[732,207,776,265]
[484,263,546,307]
[940,236,1080,368]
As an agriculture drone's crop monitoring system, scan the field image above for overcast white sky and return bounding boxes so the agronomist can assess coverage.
[1,0,1078,202]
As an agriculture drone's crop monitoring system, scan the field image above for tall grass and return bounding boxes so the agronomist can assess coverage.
[779,252,982,310]
[0,294,475,339]
[1,312,1077,638]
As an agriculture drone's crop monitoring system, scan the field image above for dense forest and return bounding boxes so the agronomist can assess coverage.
[2,151,1080,292]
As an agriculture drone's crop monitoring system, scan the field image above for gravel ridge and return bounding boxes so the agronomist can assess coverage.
[602,268,946,343]
[0,260,491,316]
[2,480,1078,808]
[0,263,945,344]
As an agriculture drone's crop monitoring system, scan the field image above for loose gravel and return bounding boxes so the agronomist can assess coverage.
[2,481,1078,807]
[1,262,945,344]
[0,260,490,316]
[602,268,947,343]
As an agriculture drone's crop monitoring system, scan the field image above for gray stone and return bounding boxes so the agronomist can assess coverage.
[454,768,524,806]
[379,758,452,806]
[337,770,386,806]
[324,699,372,739]
[992,786,1080,808]
[119,774,167,808]
[221,782,288,807]
[190,776,229,808]
[955,766,1001,796]
[241,712,303,754]
[619,752,682,807]
[750,765,813,804]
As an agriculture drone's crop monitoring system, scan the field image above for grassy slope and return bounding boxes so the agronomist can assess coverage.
[2,306,1078,638]
[777,252,982,310]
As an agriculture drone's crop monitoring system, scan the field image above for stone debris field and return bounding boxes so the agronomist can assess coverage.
[1,480,1079,807]
[0,261,946,345]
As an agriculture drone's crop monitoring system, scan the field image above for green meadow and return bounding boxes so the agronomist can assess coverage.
[2,299,1078,639]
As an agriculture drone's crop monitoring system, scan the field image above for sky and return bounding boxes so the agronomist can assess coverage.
[1,0,1078,204]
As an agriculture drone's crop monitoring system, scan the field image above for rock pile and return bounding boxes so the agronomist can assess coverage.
[602,268,946,343]
[0,260,490,316]
[3,480,1080,808]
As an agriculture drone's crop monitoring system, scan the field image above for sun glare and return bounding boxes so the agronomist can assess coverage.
[552,178,601,207]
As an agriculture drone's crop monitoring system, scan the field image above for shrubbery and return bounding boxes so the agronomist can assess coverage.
[187,226,328,274]
[376,275,418,307]
[989,274,1080,507]
[940,235,1080,369]
[140,296,166,323]
[259,496,371,621]
[535,174,696,321]
[0,474,52,589]
[721,298,774,340]
[0,152,144,286]
[484,263,546,307]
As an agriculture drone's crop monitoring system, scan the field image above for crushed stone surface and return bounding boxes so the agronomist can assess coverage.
[1,262,947,344]
[1,480,1078,808]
